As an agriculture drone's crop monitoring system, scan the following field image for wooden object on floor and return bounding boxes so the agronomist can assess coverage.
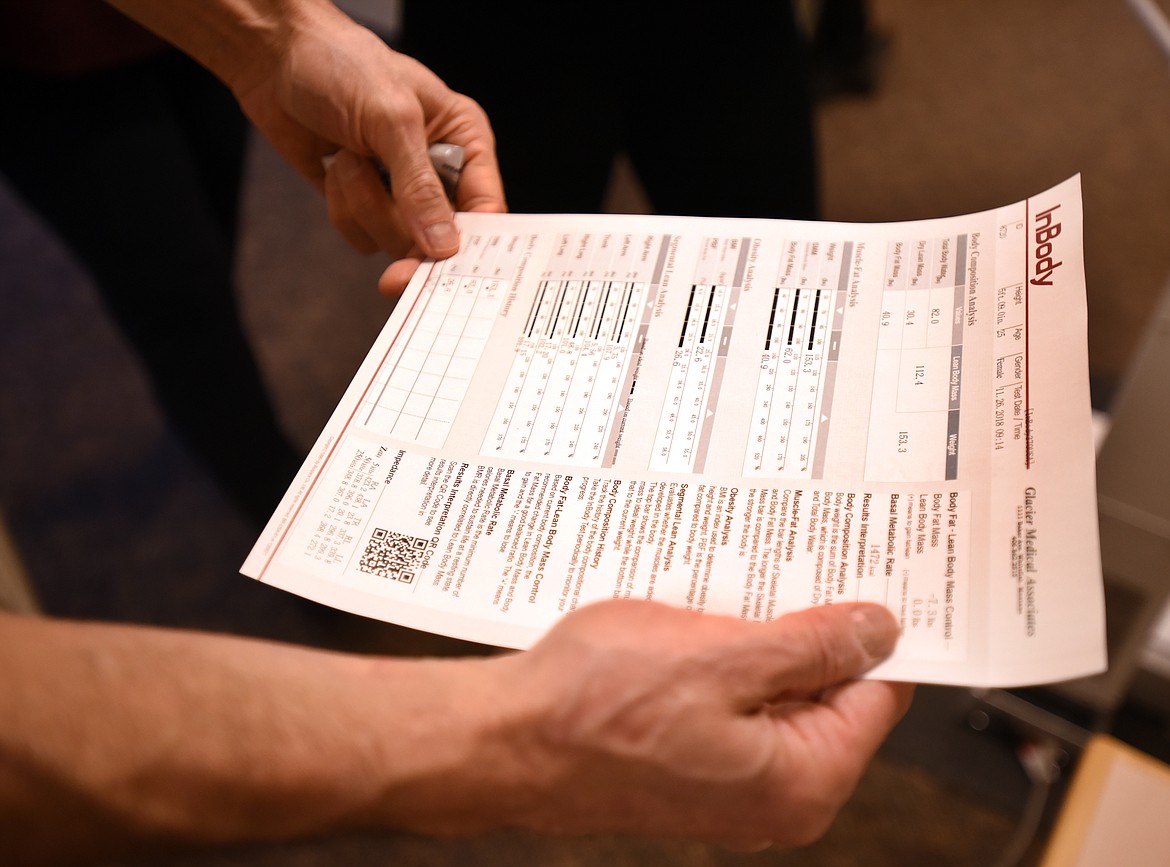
[1041,735,1170,866]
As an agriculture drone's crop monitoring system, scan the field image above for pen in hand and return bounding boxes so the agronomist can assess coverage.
[321,142,465,200]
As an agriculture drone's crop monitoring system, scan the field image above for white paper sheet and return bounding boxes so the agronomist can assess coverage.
[243,176,1105,687]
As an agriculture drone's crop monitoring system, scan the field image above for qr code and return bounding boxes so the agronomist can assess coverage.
[359,528,432,584]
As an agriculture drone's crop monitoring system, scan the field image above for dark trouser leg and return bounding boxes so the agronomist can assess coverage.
[0,53,302,527]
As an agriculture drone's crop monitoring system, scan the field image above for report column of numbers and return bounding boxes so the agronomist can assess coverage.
[746,240,839,477]
[486,277,645,462]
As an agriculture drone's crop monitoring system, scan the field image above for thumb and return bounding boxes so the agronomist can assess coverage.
[379,140,461,259]
[733,603,901,705]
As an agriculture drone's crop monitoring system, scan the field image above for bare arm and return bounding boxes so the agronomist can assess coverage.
[0,608,506,863]
[0,599,910,863]
[104,0,506,296]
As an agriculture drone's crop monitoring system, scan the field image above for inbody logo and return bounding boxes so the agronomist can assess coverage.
[1030,204,1062,287]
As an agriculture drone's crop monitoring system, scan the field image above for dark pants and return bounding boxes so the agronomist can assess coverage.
[0,50,302,526]
[403,0,819,220]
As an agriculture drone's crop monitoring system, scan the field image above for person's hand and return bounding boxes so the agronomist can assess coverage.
[107,0,506,296]
[508,599,911,848]
[419,599,913,849]
[222,2,506,297]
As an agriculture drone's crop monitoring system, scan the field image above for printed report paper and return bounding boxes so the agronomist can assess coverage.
[243,175,1105,687]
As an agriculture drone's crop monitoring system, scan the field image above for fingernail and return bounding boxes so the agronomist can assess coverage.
[852,606,898,660]
[423,220,459,255]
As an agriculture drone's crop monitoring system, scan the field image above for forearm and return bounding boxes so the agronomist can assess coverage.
[0,611,524,864]
[103,0,342,92]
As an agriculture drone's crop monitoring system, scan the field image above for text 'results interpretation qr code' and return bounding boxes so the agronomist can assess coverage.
[359,528,433,584]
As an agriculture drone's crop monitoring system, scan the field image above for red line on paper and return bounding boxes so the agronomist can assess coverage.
[256,264,438,580]
[1023,200,1033,469]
